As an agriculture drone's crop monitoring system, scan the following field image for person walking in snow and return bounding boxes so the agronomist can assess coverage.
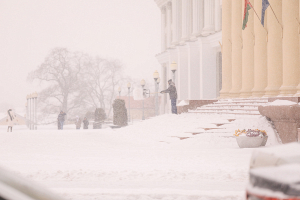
[160,79,178,114]
[83,117,89,129]
[57,111,66,130]
[6,109,17,132]
[74,116,81,130]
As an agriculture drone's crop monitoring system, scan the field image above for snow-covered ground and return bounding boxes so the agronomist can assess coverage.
[0,113,279,200]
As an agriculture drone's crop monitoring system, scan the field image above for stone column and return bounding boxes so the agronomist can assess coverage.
[186,0,192,39]
[215,0,222,32]
[188,41,201,100]
[280,0,299,96]
[220,0,232,98]
[191,0,204,40]
[177,46,189,100]
[161,6,166,52]
[229,0,242,97]
[296,3,300,95]
[181,0,192,43]
[172,0,180,46]
[297,2,300,95]
[264,0,282,96]
[240,0,254,98]
[166,2,172,48]
[181,0,187,43]
[202,0,215,36]
[252,0,267,97]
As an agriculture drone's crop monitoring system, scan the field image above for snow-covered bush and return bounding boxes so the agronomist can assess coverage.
[112,99,128,126]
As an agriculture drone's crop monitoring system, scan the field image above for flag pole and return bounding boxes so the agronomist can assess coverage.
[249,3,268,33]
[250,4,261,22]
[269,3,283,29]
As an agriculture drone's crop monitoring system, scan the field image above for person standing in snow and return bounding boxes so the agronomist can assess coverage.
[160,79,178,114]
[57,111,66,130]
[74,116,81,130]
[83,117,89,129]
[6,109,17,132]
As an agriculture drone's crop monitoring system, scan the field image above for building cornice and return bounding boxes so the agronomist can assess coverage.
[155,51,169,64]
[154,0,169,8]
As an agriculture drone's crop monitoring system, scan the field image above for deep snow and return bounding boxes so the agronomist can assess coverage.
[0,113,279,200]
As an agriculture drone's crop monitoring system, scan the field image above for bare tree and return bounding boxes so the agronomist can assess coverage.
[81,57,123,118]
[28,48,88,121]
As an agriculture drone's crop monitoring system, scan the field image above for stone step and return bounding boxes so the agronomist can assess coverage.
[203,104,261,108]
[196,108,258,111]
[189,111,260,115]
[213,101,266,104]
[217,98,268,102]
[187,98,267,116]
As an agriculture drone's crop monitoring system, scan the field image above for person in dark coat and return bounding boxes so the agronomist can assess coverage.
[160,79,178,114]
[57,111,66,130]
[74,116,81,130]
[83,117,89,129]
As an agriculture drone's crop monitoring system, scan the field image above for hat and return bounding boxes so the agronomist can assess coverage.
[168,79,172,83]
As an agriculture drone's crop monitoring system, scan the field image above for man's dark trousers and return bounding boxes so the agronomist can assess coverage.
[171,99,177,114]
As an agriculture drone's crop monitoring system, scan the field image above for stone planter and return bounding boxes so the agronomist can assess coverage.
[235,136,268,148]
[261,136,268,146]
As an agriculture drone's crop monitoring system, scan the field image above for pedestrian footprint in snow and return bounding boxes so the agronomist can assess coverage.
[83,117,89,129]
[57,111,66,130]
[6,109,17,132]
[74,116,81,130]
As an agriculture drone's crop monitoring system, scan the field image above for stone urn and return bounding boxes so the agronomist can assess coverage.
[235,136,268,148]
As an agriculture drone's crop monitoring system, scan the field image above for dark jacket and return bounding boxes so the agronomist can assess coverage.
[161,82,177,100]
[83,119,89,129]
[58,112,66,122]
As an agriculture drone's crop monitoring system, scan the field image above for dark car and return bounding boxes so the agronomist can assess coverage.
[246,143,300,200]
[246,164,300,200]
[0,166,66,200]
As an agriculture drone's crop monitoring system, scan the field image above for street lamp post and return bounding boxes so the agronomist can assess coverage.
[170,62,178,85]
[156,77,160,116]
[141,79,145,120]
[127,82,131,122]
[153,70,159,116]
[118,86,121,97]
[29,94,32,130]
[32,92,38,130]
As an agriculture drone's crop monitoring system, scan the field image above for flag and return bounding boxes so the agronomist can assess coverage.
[242,0,253,30]
[261,0,270,27]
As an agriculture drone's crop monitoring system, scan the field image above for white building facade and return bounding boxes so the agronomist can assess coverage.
[154,0,222,114]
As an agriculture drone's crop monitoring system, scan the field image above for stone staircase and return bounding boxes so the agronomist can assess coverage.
[188,98,269,115]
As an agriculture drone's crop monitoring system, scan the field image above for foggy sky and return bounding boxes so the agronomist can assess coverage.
[0,0,160,108]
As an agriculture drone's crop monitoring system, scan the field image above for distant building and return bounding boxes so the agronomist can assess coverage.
[0,112,27,125]
[118,96,157,120]
[154,0,222,114]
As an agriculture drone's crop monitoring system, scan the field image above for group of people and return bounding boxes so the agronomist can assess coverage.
[57,111,89,130]
[74,116,89,130]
